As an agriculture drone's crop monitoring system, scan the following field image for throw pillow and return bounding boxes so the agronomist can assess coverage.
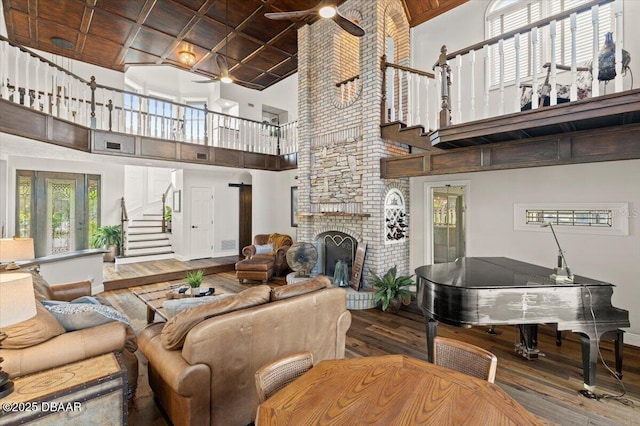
[161,285,271,350]
[270,276,331,301]
[0,301,65,349]
[45,303,130,331]
[255,243,274,255]
[162,293,234,318]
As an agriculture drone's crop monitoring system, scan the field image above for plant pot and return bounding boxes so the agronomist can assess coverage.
[189,287,201,297]
[103,244,119,262]
[383,294,403,314]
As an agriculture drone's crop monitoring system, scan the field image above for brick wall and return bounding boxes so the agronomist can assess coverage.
[297,0,412,287]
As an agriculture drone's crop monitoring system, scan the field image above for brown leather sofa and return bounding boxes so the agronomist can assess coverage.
[241,233,293,276]
[138,277,351,426]
[0,270,139,399]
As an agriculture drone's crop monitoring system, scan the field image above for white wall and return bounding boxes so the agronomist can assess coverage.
[249,169,299,240]
[1,153,125,233]
[410,159,640,346]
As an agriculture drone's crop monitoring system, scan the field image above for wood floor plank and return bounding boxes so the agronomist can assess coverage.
[100,269,639,425]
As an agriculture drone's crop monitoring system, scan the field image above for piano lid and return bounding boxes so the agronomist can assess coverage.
[415,257,611,289]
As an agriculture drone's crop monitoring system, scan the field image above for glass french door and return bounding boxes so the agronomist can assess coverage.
[432,185,466,264]
[16,171,100,257]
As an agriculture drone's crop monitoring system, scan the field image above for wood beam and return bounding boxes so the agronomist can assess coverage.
[381,123,640,178]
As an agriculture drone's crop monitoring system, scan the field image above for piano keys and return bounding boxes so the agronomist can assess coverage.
[416,257,630,395]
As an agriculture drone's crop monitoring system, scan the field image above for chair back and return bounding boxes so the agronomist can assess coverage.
[433,336,497,383]
[255,351,314,403]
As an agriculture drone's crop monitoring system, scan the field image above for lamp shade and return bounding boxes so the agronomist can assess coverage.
[0,238,35,262]
[0,273,37,328]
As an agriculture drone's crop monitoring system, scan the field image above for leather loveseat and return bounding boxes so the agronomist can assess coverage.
[138,276,351,426]
[0,270,139,399]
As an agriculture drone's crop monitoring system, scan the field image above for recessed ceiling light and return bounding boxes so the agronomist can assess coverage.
[51,37,74,49]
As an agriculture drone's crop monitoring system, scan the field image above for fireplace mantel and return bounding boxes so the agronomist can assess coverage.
[297,212,371,218]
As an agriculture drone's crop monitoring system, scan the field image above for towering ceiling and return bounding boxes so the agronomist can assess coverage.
[2,0,468,90]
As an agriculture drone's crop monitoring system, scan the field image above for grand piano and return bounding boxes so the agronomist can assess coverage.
[416,257,630,395]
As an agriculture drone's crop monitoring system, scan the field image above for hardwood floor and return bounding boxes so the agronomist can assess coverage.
[103,271,639,426]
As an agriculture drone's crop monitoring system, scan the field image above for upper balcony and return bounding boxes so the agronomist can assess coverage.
[379,0,640,177]
[0,35,298,172]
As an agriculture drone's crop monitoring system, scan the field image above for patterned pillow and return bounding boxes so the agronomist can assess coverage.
[45,303,130,331]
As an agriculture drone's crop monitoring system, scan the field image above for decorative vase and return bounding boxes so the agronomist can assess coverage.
[333,260,350,287]
[384,294,403,313]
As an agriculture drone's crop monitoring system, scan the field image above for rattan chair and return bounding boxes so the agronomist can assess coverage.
[433,336,498,383]
[255,351,314,403]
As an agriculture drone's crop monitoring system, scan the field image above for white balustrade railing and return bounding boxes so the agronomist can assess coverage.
[433,0,627,127]
[0,35,297,156]
[382,56,439,131]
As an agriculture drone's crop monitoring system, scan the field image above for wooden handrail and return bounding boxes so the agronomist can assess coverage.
[120,197,128,258]
[385,61,435,79]
[161,184,173,233]
[335,75,360,87]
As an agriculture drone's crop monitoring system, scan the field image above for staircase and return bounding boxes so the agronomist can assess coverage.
[116,213,174,265]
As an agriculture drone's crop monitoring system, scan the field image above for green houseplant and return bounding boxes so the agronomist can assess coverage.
[371,265,414,313]
[164,205,172,233]
[91,225,122,262]
[185,270,204,295]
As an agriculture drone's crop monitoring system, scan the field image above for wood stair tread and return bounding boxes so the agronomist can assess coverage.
[121,251,174,258]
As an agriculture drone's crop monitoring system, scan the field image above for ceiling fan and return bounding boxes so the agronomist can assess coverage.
[193,0,262,89]
[265,1,365,37]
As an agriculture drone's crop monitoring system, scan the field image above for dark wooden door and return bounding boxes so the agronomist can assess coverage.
[238,185,252,256]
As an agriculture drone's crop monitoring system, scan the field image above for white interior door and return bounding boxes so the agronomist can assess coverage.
[190,186,213,259]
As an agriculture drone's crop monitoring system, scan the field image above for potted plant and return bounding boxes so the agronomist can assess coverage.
[185,269,204,296]
[91,225,122,262]
[164,205,172,233]
[371,265,414,313]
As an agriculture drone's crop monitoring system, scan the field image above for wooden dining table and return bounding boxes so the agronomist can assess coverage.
[255,354,542,425]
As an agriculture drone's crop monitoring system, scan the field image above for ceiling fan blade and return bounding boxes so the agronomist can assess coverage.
[333,11,365,37]
[265,8,317,20]
[193,77,219,84]
[216,54,229,75]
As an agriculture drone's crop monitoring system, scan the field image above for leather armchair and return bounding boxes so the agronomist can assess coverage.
[242,233,293,276]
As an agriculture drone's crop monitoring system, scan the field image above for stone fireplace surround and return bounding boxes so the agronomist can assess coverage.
[295,0,411,310]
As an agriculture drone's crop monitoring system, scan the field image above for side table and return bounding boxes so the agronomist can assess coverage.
[0,353,127,425]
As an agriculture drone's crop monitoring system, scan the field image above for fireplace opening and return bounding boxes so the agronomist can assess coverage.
[317,231,356,282]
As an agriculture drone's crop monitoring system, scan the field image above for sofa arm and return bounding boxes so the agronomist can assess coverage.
[138,324,211,397]
[49,280,92,301]
[0,321,126,378]
[335,310,352,359]
[242,245,256,259]
[275,245,291,267]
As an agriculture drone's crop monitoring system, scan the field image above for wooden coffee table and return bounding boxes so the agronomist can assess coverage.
[256,354,542,425]
[131,283,220,322]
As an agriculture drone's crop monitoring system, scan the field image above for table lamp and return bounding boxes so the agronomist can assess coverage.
[541,222,573,283]
[0,273,37,398]
[0,238,35,270]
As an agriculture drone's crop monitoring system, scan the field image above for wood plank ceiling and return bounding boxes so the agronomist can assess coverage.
[2,0,468,90]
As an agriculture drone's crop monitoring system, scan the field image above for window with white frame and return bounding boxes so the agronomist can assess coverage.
[183,100,207,144]
[514,203,629,236]
[486,0,613,86]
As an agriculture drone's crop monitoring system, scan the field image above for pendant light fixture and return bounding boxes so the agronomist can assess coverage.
[219,0,233,84]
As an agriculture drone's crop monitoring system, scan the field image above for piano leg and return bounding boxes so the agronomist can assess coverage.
[516,324,540,359]
[426,319,438,363]
[579,334,598,398]
[614,330,623,380]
